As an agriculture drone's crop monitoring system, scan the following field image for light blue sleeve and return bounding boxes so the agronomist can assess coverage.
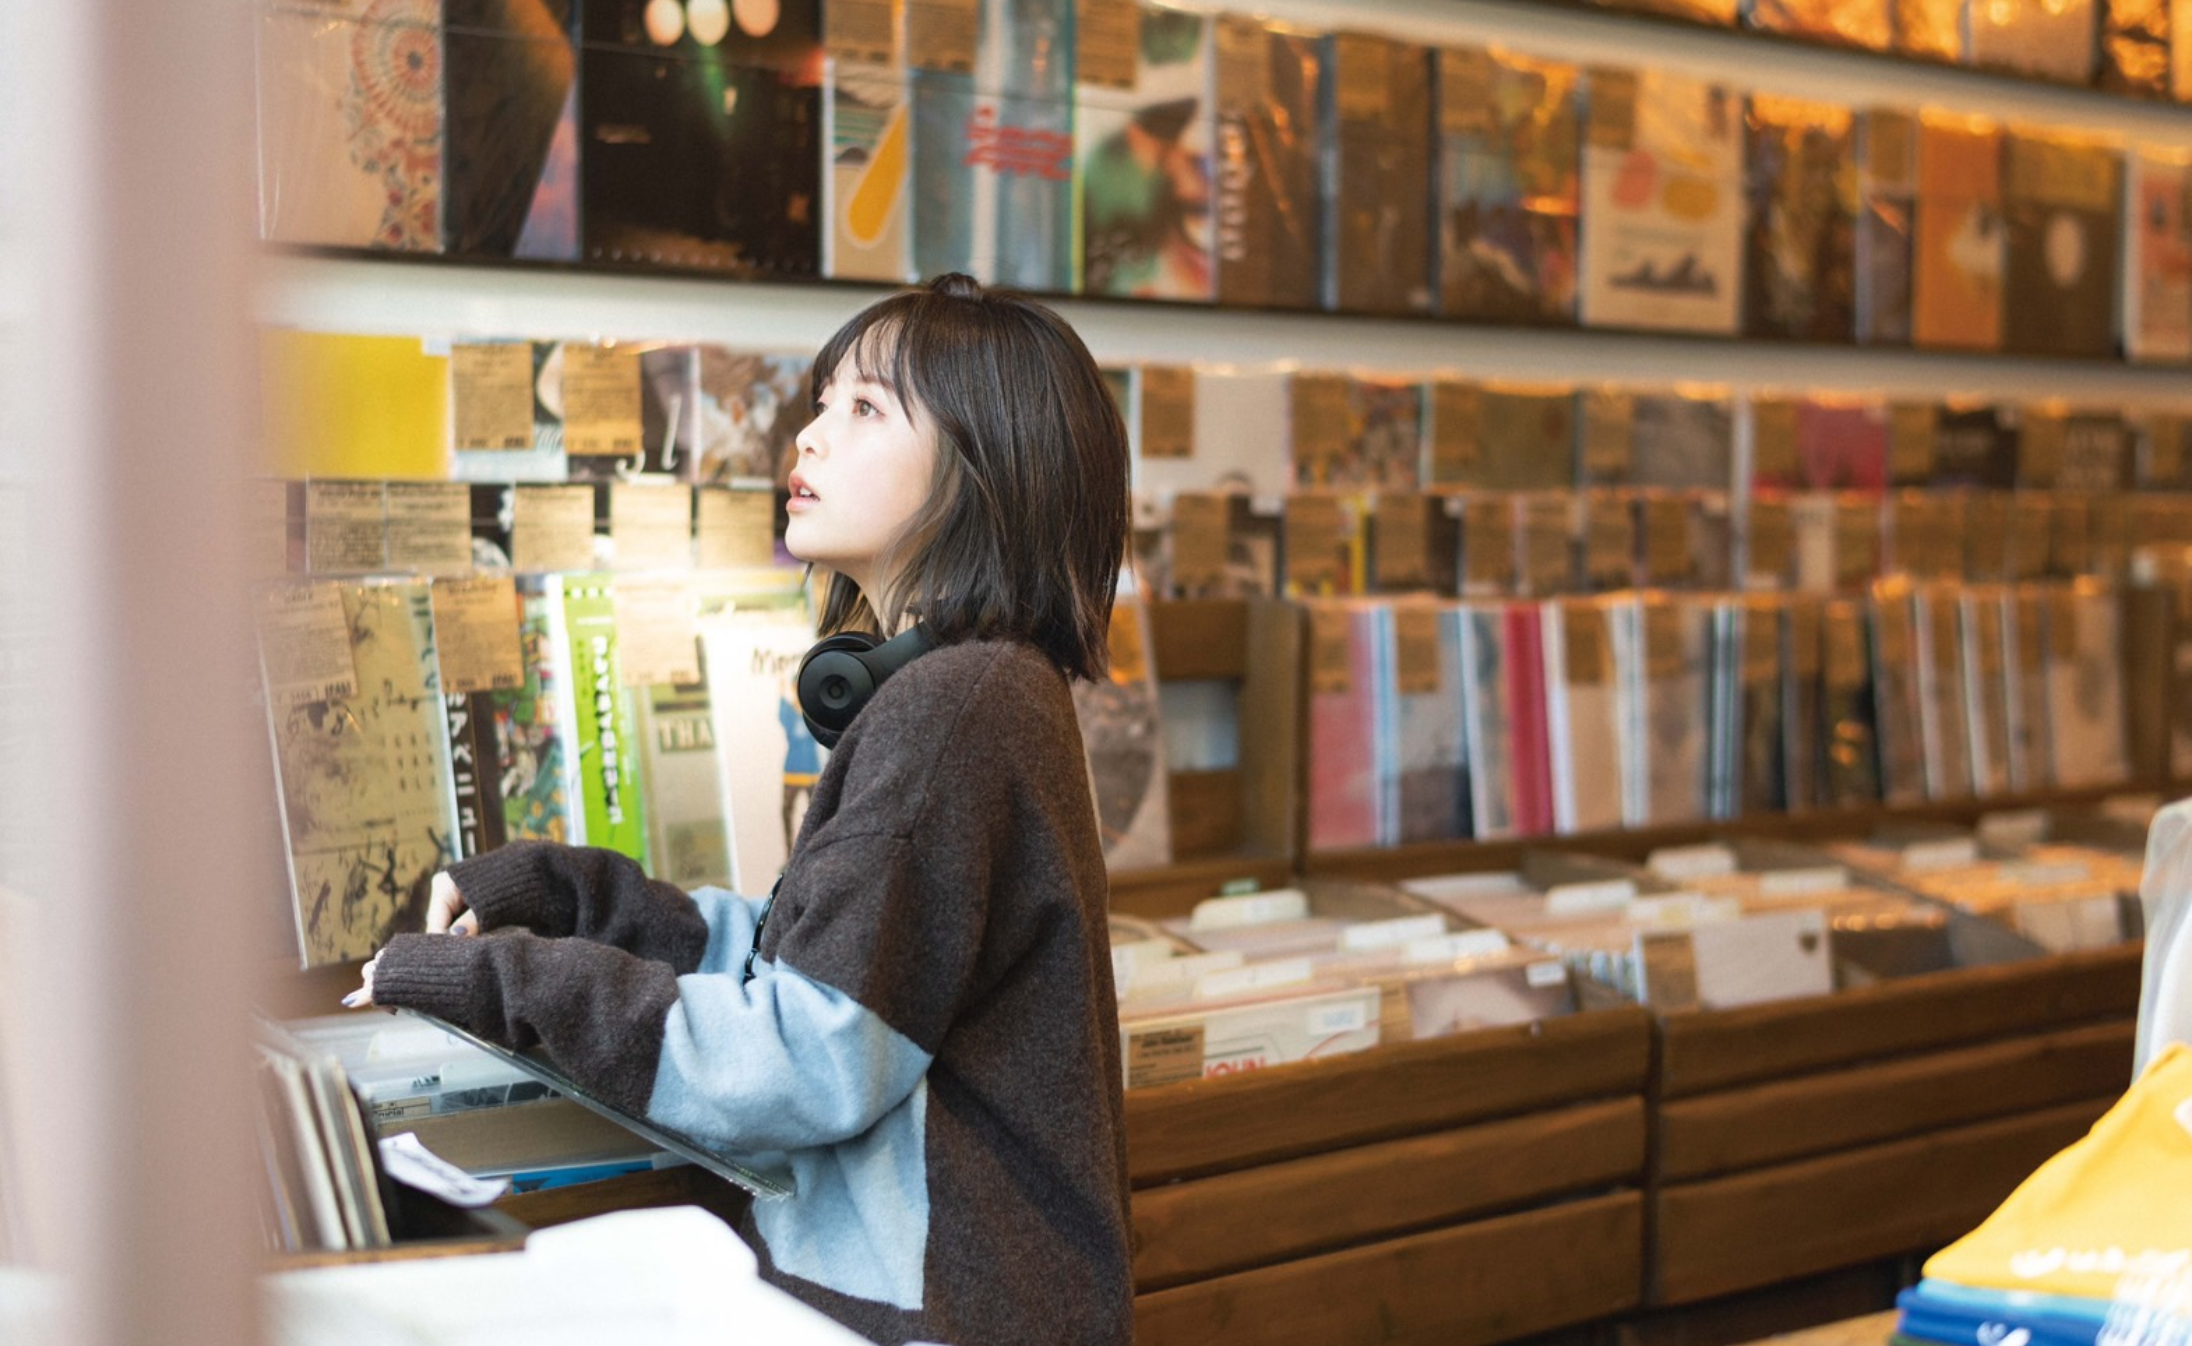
[681,886,766,977]
[645,958,934,1155]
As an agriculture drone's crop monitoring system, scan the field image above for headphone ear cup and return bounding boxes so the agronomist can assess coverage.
[796,633,883,748]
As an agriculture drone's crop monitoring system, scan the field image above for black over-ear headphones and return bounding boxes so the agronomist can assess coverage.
[795,624,938,749]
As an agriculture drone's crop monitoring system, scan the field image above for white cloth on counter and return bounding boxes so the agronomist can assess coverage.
[265,1206,876,1346]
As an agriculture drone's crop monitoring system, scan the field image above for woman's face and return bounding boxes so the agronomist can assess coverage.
[785,347,939,594]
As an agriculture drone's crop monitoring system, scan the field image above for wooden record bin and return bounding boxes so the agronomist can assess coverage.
[1644,943,2140,1307]
[1126,1007,1653,1346]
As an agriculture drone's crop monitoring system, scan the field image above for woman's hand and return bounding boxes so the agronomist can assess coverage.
[424,870,479,937]
[343,953,379,1009]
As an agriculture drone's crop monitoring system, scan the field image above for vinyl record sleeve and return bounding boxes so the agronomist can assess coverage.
[1322,32,1435,315]
[1578,69,1744,335]
[1079,2,1217,300]
[581,0,823,277]
[2124,147,2192,363]
[2002,131,2124,359]
[1744,97,1857,342]
[265,581,462,966]
[909,0,1076,290]
[258,0,447,251]
[1434,46,1581,325]
[443,0,580,259]
[1855,109,1919,345]
[1911,116,2005,353]
[1213,14,1323,309]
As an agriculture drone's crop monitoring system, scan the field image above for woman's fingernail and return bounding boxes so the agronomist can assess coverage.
[341,992,364,1007]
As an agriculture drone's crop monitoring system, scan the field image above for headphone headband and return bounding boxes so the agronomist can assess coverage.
[795,624,937,749]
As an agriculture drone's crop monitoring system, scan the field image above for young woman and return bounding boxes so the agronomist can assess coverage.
[352,274,1135,1346]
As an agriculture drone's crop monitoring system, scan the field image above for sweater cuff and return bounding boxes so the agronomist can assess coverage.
[372,933,495,1025]
[447,843,570,937]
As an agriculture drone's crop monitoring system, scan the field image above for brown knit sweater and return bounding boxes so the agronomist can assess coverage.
[371,639,1133,1346]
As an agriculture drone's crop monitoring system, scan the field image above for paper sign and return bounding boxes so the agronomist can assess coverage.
[1078,0,1140,89]
[1374,494,1431,589]
[1126,1025,1205,1090]
[1139,366,1195,459]
[1392,603,1442,694]
[610,483,693,571]
[429,576,524,696]
[906,0,977,72]
[384,481,472,576]
[378,1132,510,1207]
[695,488,776,570]
[451,343,535,452]
[258,583,359,706]
[1339,913,1448,953]
[1307,605,1355,694]
[1168,493,1231,591]
[511,484,597,573]
[612,578,701,687]
[561,344,644,462]
[1284,493,1347,591]
[825,0,896,61]
[305,480,387,575]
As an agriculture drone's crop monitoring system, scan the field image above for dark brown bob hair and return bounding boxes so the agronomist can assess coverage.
[807,273,1129,683]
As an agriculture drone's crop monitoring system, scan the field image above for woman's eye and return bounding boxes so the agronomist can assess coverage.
[854,398,878,418]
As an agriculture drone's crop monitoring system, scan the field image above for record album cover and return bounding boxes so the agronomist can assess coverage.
[1543,597,1625,834]
[1969,0,2098,80]
[258,0,446,251]
[636,641,732,890]
[1505,602,1555,836]
[1894,0,1965,60]
[1911,115,2005,352]
[493,577,579,845]
[1637,596,1712,825]
[265,581,461,966]
[1746,0,1891,47]
[1855,109,1918,345]
[2125,147,2192,363]
[1080,2,1216,301]
[1213,14,1323,309]
[1961,588,2014,796]
[700,607,827,891]
[1820,596,1882,805]
[1631,389,1734,491]
[1434,46,1582,325]
[1307,601,1385,850]
[581,0,823,277]
[1458,603,1517,839]
[1869,582,1928,803]
[2046,583,2131,788]
[910,0,1076,290]
[2003,130,2124,359]
[824,38,914,283]
[2005,588,2054,789]
[1073,594,1174,870]
[444,0,580,259]
[2099,0,2174,95]
[1913,586,1973,799]
[1323,32,1435,315]
[1579,69,1744,335]
[553,576,650,866]
[694,347,811,554]
[1744,97,1857,342]
[1384,602,1471,843]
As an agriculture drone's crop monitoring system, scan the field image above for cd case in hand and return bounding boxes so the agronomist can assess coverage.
[402,1010,794,1200]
